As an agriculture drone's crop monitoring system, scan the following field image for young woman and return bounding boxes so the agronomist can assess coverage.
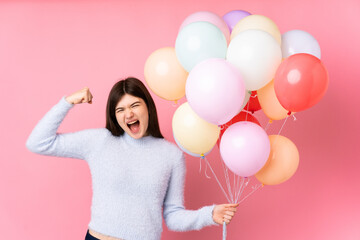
[26,77,238,240]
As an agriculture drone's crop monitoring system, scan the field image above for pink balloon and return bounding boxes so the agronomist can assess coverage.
[179,11,230,43]
[186,58,245,126]
[220,122,270,177]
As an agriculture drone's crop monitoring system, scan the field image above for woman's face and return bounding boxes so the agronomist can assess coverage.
[115,94,149,139]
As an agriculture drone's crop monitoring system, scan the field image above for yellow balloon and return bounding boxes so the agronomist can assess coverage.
[255,135,299,185]
[257,80,291,120]
[172,102,220,155]
[230,15,281,45]
[144,47,188,101]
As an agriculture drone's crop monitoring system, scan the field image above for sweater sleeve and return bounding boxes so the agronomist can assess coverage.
[163,153,217,231]
[26,96,99,160]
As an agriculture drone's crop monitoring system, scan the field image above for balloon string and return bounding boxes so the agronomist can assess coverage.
[245,93,251,122]
[234,177,243,203]
[219,129,234,202]
[199,156,202,173]
[232,173,239,202]
[204,159,211,179]
[220,160,233,200]
[223,222,227,240]
[221,158,234,203]
[277,115,289,136]
[233,172,237,204]
[238,183,263,204]
[204,157,231,203]
[236,175,242,203]
[272,116,290,154]
[264,120,272,132]
[236,177,249,203]
[234,176,241,203]
[201,156,211,179]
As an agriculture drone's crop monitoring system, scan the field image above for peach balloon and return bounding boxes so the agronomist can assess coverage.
[172,102,220,155]
[257,80,293,120]
[144,47,188,101]
[255,135,299,185]
[230,14,281,45]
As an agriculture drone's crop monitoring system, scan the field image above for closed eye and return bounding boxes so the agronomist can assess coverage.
[130,101,141,107]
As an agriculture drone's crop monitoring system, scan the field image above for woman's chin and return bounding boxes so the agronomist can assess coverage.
[127,130,144,139]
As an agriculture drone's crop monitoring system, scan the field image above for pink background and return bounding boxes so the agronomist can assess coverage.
[1,0,359,239]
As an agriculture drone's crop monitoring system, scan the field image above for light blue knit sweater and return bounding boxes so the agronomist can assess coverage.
[26,97,217,240]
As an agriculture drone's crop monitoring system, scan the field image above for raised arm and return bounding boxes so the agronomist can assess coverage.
[64,87,93,105]
[26,87,97,160]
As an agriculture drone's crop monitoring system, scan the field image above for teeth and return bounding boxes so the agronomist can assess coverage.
[127,120,138,125]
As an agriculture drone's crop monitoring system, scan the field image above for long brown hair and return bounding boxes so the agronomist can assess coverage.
[106,77,163,138]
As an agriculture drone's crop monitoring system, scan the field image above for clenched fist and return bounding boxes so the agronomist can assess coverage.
[212,203,239,225]
[65,87,93,105]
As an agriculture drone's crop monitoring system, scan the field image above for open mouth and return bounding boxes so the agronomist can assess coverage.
[127,120,140,134]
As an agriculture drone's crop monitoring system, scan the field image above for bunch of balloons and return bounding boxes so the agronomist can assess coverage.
[144,10,328,187]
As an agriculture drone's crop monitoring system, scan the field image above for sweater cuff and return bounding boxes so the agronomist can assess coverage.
[200,205,218,226]
[60,96,75,109]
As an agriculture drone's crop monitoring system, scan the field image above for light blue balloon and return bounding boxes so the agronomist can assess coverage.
[175,21,227,72]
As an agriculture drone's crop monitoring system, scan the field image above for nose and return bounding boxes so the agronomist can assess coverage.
[125,108,134,119]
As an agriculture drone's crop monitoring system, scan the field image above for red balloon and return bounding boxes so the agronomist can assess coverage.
[219,111,261,141]
[274,53,329,112]
[244,91,261,113]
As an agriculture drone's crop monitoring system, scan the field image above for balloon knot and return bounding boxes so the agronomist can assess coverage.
[287,111,291,116]
[269,119,273,124]
[200,154,205,159]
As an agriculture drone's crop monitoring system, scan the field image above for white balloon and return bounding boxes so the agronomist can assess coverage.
[281,30,321,59]
[226,30,282,91]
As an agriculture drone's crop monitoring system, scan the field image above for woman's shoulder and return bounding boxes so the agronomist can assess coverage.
[75,127,112,140]
[155,137,179,150]
[79,127,111,135]
[155,138,184,159]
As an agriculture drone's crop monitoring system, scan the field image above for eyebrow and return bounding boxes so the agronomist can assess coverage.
[115,101,141,111]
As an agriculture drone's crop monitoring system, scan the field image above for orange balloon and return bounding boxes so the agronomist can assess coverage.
[257,80,293,120]
[255,135,299,185]
[144,47,188,101]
